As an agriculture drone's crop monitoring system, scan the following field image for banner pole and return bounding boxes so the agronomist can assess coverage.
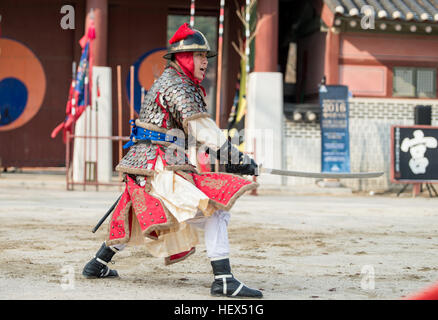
[117,65,123,181]
[215,0,225,126]
[190,0,196,28]
[130,65,134,121]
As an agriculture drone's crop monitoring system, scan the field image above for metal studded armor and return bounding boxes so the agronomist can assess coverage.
[96,23,259,272]
[116,61,210,176]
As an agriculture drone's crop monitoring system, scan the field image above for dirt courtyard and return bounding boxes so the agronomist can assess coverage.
[0,175,437,300]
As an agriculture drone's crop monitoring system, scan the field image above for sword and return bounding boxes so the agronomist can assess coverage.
[257,166,384,179]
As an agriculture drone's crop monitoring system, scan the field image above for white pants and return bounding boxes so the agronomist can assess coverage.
[108,210,230,260]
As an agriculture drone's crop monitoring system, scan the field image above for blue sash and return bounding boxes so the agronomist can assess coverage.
[123,120,183,149]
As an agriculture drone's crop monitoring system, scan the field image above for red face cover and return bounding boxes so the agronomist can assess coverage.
[174,52,207,96]
[174,52,205,85]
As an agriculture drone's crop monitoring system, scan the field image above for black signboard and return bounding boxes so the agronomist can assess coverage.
[391,125,438,183]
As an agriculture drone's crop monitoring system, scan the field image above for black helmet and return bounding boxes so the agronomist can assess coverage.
[164,24,217,59]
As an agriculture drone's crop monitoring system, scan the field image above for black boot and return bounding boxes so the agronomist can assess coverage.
[210,258,263,298]
[82,242,119,279]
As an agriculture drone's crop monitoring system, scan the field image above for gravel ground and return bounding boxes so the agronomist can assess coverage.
[0,173,437,300]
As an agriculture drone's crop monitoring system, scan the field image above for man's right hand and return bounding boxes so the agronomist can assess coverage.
[217,140,259,176]
[225,153,259,176]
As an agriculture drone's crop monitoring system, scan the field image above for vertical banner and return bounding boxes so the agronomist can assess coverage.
[319,85,350,173]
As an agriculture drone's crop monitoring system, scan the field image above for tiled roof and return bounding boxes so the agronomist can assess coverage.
[325,0,438,22]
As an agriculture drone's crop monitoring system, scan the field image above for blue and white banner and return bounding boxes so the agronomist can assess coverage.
[319,85,350,173]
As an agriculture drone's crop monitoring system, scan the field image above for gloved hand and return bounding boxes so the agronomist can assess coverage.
[217,140,259,176]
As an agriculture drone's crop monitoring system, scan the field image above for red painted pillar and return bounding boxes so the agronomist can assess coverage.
[324,28,340,85]
[254,0,278,72]
[85,0,108,66]
[412,183,421,197]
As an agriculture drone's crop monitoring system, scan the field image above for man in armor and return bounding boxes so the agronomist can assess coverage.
[82,23,262,298]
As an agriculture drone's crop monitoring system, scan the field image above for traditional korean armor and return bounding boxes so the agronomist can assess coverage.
[115,61,209,175]
[108,59,258,259]
[83,22,262,299]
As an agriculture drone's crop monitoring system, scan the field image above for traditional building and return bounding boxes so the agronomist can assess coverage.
[281,0,438,191]
[1,0,437,192]
[0,0,249,168]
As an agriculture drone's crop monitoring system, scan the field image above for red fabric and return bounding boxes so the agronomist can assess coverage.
[126,176,168,238]
[79,18,95,108]
[175,52,197,83]
[169,23,195,44]
[108,188,131,242]
[167,247,195,263]
[51,20,95,143]
[50,80,76,142]
[155,92,169,128]
[405,281,438,300]
[149,147,165,169]
[108,175,171,243]
[190,173,252,207]
[198,152,211,173]
[174,52,207,96]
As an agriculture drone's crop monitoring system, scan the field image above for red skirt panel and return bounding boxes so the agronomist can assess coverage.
[106,176,176,246]
[105,171,258,264]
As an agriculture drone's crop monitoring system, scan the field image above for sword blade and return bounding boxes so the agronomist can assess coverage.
[259,167,384,179]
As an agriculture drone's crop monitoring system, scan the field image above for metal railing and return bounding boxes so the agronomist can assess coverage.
[65,132,129,191]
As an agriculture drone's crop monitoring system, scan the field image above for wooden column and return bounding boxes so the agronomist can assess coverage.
[254,0,278,72]
[412,183,421,197]
[85,0,108,66]
[324,28,340,85]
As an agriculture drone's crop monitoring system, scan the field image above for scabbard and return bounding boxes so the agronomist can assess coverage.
[92,194,122,233]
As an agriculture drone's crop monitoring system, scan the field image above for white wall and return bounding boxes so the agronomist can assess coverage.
[72,66,113,183]
[247,72,285,185]
[284,98,438,191]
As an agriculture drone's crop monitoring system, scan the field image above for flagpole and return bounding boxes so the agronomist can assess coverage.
[245,0,250,91]
[88,75,92,175]
[70,61,77,145]
[117,65,123,181]
[87,10,94,187]
[83,74,88,190]
[215,0,225,127]
[129,65,135,179]
[130,65,134,120]
[67,61,76,190]
[244,0,250,155]
[190,0,196,28]
[95,75,99,191]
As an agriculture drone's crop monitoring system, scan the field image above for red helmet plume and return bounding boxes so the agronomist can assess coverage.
[169,23,196,44]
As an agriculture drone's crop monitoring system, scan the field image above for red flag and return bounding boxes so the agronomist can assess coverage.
[51,20,95,142]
